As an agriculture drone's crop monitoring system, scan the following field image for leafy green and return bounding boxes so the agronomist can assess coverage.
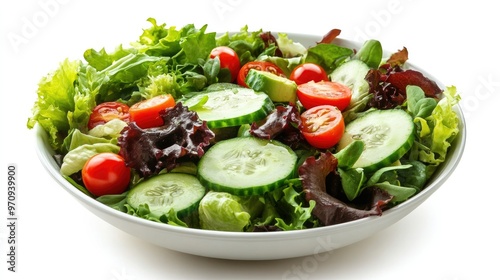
[179,24,216,64]
[397,160,427,191]
[65,129,114,152]
[305,43,353,73]
[27,59,81,151]
[274,183,316,230]
[259,55,303,77]
[198,191,258,232]
[366,164,417,202]
[221,26,268,65]
[338,167,366,201]
[132,18,184,56]
[276,33,307,58]
[406,85,438,119]
[124,203,190,227]
[83,45,132,71]
[407,85,461,177]
[60,143,120,176]
[87,119,128,139]
[353,39,383,69]
[334,140,364,169]
[96,192,128,211]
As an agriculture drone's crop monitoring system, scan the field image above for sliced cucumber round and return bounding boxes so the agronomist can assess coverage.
[126,173,206,218]
[198,137,297,196]
[330,59,370,105]
[183,88,274,129]
[337,109,415,172]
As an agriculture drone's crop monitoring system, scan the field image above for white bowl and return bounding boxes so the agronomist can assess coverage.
[34,34,466,260]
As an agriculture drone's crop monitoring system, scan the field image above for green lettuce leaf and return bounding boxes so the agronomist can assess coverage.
[198,191,254,232]
[218,26,268,65]
[305,43,353,73]
[27,59,80,151]
[60,143,120,176]
[353,39,383,69]
[66,129,114,152]
[83,45,133,71]
[276,33,307,58]
[87,119,128,139]
[411,86,461,177]
[132,18,183,56]
[338,167,366,201]
[179,24,216,64]
[275,184,316,230]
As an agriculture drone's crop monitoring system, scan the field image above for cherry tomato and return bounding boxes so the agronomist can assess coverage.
[129,94,176,129]
[88,102,130,130]
[210,46,240,82]
[290,63,329,85]
[300,105,345,149]
[237,61,286,87]
[82,153,131,197]
[297,81,352,111]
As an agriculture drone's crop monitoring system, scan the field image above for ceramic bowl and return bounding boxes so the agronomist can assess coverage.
[35,33,466,260]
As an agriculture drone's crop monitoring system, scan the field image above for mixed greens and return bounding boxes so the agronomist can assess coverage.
[28,18,461,232]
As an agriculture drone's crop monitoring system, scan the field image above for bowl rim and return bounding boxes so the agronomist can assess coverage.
[33,34,467,242]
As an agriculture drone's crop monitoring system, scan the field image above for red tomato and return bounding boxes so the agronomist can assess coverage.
[290,63,329,85]
[88,102,130,130]
[210,46,240,82]
[82,153,131,197]
[297,81,352,111]
[237,61,286,87]
[129,94,176,129]
[300,105,345,149]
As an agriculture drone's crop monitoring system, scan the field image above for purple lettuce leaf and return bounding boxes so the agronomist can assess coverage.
[118,103,214,177]
[299,152,393,226]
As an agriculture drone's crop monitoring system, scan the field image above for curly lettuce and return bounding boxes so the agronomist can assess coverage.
[406,85,461,178]
[27,59,81,151]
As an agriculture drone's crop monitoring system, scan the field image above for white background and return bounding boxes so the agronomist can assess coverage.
[1,0,499,279]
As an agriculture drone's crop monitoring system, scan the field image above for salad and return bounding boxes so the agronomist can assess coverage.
[28,18,460,232]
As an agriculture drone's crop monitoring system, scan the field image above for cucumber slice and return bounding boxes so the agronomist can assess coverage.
[126,173,206,218]
[330,60,370,106]
[337,109,415,172]
[183,88,274,129]
[198,137,297,196]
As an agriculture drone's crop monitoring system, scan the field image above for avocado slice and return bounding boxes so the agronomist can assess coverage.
[245,69,297,104]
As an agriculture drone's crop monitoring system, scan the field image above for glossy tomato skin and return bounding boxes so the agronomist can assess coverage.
[129,94,176,129]
[237,61,286,87]
[290,63,328,85]
[210,46,240,82]
[88,102,130,130]
[300,105,345,149]
[82,153,131,197]
[297,81,352,111]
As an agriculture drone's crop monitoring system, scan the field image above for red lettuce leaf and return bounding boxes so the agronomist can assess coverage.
[367,64,442,109]
[386,69,442,98]
[299,152,393,226]
[259,31,283,57]
[318,28,342,44]
[366,68,406,109]
[118,103,214,177]
[385,47,409,67]
[250,105,306,149]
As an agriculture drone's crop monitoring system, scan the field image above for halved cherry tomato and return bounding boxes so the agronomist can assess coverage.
[87,102,130,130]
[297,81,352,111]
[300,105,345,149]
[290,63,328,85]
[210,46,240,82]
[237,61,286,87]
[82,153,131,197]
[129,94,176,129]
